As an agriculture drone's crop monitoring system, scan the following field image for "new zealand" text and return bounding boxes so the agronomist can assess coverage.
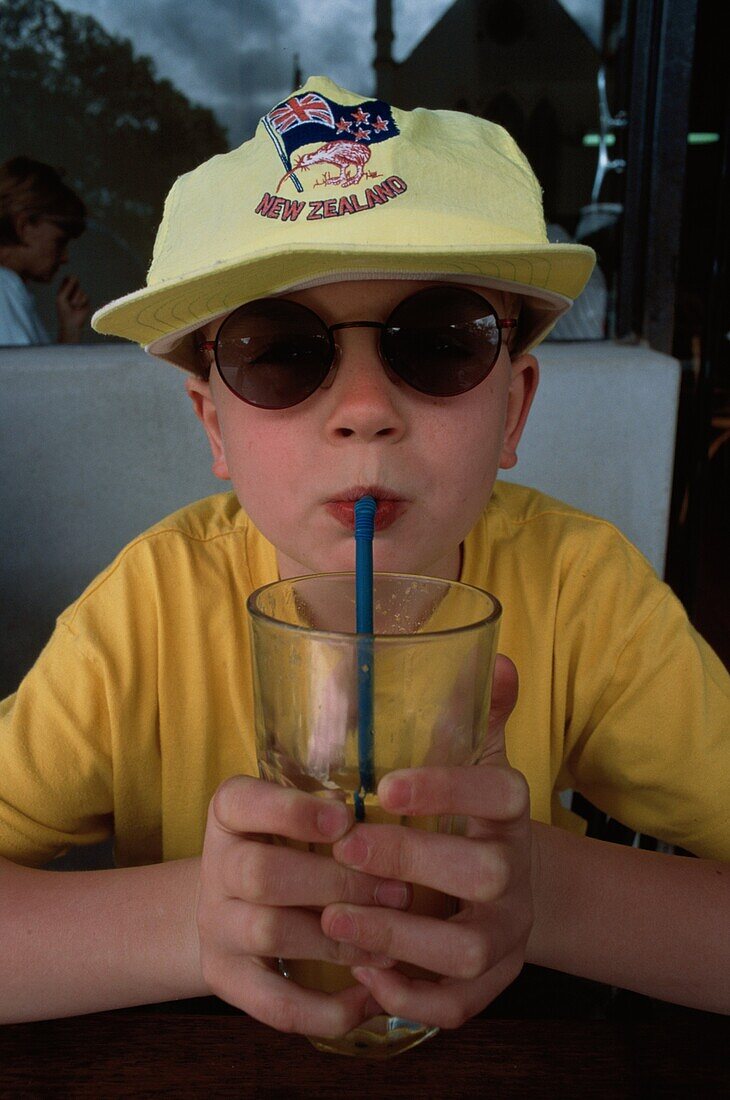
[254,176,408,222]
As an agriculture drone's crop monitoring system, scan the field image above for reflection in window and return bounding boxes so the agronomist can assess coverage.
[484,92,526,151]
[377,0,614,340]
[1,0,619,345]
[0,0,227,343]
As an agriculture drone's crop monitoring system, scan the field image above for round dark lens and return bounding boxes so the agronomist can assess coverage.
[383,286,501,397]
[216,299,332,409]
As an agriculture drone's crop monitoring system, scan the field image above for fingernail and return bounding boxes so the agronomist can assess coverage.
[317,802,349,838]
[329,911,356,942]
[380,775,412,811]
[374,880,409,909]
[336,832,369,867]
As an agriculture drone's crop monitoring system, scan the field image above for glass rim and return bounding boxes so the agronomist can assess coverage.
[246,570,502,640]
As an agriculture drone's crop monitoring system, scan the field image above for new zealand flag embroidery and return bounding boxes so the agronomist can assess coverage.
[263,90,399,193]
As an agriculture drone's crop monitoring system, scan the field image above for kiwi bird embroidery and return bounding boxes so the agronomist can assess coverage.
[277,140,372,192]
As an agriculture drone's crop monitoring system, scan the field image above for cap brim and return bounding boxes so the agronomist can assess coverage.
[93,240,595,370]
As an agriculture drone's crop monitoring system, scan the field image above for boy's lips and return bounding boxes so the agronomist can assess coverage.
[324,487,408,532]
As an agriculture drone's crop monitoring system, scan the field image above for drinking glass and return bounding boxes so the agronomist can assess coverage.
[248,572,501,1058]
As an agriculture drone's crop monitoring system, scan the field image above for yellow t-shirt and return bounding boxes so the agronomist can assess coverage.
[1,483,728,867]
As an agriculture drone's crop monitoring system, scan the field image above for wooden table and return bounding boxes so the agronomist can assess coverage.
[1,1006,728,1098]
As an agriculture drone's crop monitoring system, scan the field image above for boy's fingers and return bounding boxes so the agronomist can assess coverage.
[212,897,396,969]
[211,775,352,843]
[375,762,530,823]
[206,953,375,1037]
[323,903,511,981]
[333,824,516,902]
[350,950,524,1032]
[487,655,519,739]
[220,835,412,910]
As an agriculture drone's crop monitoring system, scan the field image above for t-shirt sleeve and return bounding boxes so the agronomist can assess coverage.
[0,622,114,866]
[561,560,730,860]
[0,270,50,345]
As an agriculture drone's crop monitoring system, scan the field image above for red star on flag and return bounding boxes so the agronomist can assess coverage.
[351,107,370,124]
[353,127,371,141]
[372,116,389,132]
[336,116,352,132]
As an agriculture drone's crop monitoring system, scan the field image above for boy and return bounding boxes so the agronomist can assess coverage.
[1,78,728,1033]
[0,157,90,345]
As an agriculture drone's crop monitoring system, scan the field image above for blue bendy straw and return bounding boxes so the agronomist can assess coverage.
[354,496,377,821]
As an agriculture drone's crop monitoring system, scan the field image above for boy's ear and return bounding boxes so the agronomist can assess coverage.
[499,353,539,471]
[185,376,230,480]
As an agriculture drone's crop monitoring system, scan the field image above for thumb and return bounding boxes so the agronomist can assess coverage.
[481,654,519,762]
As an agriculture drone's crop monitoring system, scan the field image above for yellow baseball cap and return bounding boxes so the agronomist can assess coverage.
[92,75,595,370]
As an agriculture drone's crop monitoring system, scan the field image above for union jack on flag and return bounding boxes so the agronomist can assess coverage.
[269,93,335,134]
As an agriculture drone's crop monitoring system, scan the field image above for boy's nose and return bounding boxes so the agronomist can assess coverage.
[321,329,407,443]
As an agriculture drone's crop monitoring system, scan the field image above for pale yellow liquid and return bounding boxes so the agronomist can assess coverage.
[275,790,459,1056]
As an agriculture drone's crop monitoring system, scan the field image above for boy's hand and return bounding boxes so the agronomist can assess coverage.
[196,776,411,1036]
[323,655,533,1029]
[56,275,90,342]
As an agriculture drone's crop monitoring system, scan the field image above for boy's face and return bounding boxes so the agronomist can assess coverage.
[15,215,71,282]
[187,279,538,580]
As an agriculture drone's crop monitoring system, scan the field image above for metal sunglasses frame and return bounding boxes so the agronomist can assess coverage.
[197,288,519,407]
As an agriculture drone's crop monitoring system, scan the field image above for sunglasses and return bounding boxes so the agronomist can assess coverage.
[198,285,518,410]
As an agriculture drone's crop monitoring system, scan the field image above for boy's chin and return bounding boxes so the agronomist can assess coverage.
[289,552,424,578]
[277,530,454,579]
